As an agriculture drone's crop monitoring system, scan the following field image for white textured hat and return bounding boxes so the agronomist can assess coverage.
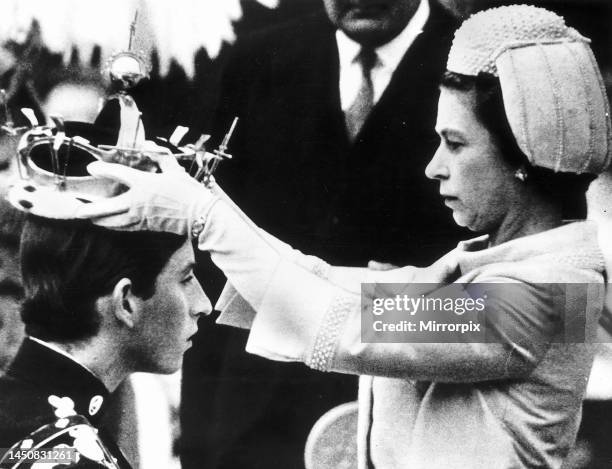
[447,4,612,175]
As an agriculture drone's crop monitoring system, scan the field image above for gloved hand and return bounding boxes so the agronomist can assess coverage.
[78,158,219,236]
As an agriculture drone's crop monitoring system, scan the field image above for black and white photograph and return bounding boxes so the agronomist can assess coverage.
[0,0,611,468]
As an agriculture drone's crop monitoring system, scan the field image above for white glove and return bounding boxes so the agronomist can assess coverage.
[78,159,219,236]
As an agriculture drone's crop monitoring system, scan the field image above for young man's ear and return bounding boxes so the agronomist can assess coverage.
[111,278,140,328]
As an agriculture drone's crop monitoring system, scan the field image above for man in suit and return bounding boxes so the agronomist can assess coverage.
[182,1,465,468]
[0,214,211,468]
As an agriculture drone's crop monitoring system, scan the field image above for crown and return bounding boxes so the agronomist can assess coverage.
[5,17,237,219]
[7,91,235,218]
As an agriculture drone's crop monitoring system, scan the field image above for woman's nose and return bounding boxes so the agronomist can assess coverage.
[425,144,449,180]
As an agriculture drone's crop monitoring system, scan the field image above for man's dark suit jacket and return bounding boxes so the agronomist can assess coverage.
[0,338,132,468]
[182,3,465,468]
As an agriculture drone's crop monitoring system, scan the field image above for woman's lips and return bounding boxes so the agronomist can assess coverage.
[442,195,458,207]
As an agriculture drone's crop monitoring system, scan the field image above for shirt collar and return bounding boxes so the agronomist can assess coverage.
[335,0,430,70]
[377,0,429,71]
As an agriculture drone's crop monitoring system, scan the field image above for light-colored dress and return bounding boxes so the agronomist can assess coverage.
[198,197,604,468]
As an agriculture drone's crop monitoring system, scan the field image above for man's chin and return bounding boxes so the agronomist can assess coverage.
[342,20,399,47]
[156,363,182,375]
[149,356,184,375]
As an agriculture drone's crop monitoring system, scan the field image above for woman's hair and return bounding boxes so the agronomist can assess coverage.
[440,71,595,220]
[20,216,185,343]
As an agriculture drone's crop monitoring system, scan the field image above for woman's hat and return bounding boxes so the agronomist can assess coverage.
[447,5,611,175]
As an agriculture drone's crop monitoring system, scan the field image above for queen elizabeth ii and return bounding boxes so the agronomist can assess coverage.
[12,4,612,468]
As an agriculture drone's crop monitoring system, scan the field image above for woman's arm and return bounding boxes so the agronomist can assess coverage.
[200,194,558,382]
[77,163,566,383]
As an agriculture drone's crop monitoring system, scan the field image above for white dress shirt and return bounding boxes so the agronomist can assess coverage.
[336,0,430,111]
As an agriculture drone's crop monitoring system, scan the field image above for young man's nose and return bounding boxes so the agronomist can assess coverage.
[191,280,213,318]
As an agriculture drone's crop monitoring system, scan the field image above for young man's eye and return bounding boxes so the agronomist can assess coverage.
[182,275,195,284]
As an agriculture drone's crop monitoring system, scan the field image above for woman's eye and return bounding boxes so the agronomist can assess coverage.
[445,139,463,151]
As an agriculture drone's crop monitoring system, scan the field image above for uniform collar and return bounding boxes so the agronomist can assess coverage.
[7,337,110,426]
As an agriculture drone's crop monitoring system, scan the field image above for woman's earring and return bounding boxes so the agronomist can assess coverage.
[514,167,528,182]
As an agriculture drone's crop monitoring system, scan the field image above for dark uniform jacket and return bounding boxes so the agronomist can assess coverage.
[182,3,465,468]
[0,338,132,468]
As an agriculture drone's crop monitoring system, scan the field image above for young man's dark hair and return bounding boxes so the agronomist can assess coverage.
[1,212,209,468]
[20,216,185,342]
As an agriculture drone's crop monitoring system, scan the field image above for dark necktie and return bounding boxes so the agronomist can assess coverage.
[345,47,377,140]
